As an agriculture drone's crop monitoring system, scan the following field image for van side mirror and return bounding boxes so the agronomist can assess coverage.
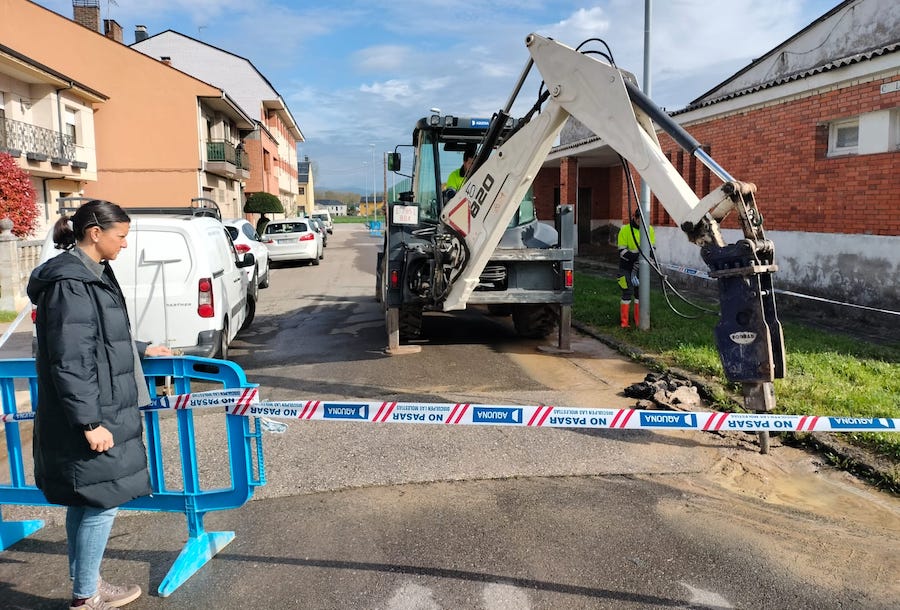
[237,253,255,268]
[387,152,401,172]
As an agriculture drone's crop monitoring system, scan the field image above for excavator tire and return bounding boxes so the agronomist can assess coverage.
[399,305,424,340]
[512,304,556,339]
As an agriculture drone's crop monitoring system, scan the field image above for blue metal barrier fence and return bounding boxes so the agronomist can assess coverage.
[0,356,266,597]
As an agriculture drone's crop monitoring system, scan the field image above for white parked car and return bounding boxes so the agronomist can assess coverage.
[225,218,270,289]
[262,218,323,264]
[311,209,333,234]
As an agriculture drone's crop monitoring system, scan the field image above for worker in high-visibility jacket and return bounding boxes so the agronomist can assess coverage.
[446,149,475,193]
[617,212,655,328]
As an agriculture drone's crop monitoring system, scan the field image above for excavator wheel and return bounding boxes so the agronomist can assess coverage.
[399,305,424,340]
[512,304,556,339]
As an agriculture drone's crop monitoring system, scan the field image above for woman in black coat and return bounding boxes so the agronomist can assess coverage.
[27,200,171,610]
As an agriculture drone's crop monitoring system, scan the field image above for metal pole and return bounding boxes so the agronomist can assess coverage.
[370,144,376,220]
[638,0,652,330]
[503,58,534,114]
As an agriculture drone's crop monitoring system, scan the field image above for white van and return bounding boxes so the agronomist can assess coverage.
[38,214,256,359]
[310,209,333,234]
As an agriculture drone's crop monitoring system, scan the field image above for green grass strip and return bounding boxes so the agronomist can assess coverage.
[573,272,900,463]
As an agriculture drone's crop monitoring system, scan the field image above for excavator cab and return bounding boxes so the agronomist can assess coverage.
[379,113,575,344]
[406,116,548,236]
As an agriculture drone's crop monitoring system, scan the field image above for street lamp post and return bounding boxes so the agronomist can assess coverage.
[638,0,652,330]
[363,161,369,222]
[369,144,376,221]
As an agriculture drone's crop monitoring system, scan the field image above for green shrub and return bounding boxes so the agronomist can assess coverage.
[243,192,284,214]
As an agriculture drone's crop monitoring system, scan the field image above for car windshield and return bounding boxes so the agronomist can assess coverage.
[265,222,308,234]
[226,226,239,239]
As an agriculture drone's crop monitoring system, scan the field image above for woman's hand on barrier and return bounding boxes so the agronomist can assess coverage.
[145,345,174,357]
[84,426,114,453]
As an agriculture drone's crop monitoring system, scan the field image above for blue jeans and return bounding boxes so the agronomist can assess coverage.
[66,506,118,599]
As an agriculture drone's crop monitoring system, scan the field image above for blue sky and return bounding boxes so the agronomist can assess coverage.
[36,0,841,190]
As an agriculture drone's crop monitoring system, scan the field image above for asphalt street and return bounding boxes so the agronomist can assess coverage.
[0,224,898,609]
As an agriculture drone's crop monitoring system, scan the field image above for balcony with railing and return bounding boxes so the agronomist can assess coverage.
[237,149,250,176]
[205,140,250,179]
[0,117,85,169]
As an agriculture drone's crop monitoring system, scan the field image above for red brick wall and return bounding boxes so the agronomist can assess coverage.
[533,167,558,220]
[661,77,900,236]
[536,76,899,237]
[534,165,620,224]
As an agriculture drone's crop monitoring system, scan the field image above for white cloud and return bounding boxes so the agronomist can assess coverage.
[360,79,414,103]
[355,45,416,73]
[648,0,806,74]
[545,7,612,40]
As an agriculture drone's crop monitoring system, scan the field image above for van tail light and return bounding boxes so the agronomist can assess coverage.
[197,277,214,318]
[31,306,37,323]
[234,243,251,254]
[298,233,315,242]
[390,269,400,289]
[564,269,574,288]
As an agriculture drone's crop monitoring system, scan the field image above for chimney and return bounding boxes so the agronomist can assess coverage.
[103,19,123,43]
[72,0,101,33]
[160,56,172,66]
[134,25,149,43]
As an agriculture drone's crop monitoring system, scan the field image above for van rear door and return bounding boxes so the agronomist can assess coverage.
[110,222,196,348]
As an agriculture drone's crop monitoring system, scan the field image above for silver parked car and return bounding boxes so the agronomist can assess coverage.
[309,216,328,247]
[262,218,323,264]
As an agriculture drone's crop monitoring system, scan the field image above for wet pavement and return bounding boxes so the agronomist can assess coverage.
[1,226,898,609]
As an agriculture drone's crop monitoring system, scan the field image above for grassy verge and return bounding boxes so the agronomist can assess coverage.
[573,272,900,465]
[0,310,18,323]
[333,215,386,224]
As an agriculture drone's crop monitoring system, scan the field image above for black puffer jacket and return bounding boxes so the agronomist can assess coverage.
[27,251,151,508]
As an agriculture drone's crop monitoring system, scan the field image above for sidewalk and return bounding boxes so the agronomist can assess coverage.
[0,308,34,360]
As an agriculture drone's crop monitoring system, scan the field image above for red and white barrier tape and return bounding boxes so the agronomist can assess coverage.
[3,389,896,433]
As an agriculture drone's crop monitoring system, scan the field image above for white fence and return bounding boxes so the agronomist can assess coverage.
[0,218,42,311]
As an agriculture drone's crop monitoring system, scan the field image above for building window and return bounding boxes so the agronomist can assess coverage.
[891,109,900,151]
[64,108,78,144]
[299,186,305,195]
[828,118,859,156]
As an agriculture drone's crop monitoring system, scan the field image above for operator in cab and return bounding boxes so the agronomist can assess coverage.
[446,149,475,193]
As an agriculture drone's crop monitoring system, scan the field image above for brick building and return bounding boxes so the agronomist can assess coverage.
[535,0,899,309]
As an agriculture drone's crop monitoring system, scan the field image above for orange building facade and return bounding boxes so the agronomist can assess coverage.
[0,0,253,221]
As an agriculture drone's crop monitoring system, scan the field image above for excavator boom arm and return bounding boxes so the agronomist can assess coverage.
[438,34,784,412]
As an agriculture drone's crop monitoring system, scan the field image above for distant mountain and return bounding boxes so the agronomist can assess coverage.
[318,185,367,195]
